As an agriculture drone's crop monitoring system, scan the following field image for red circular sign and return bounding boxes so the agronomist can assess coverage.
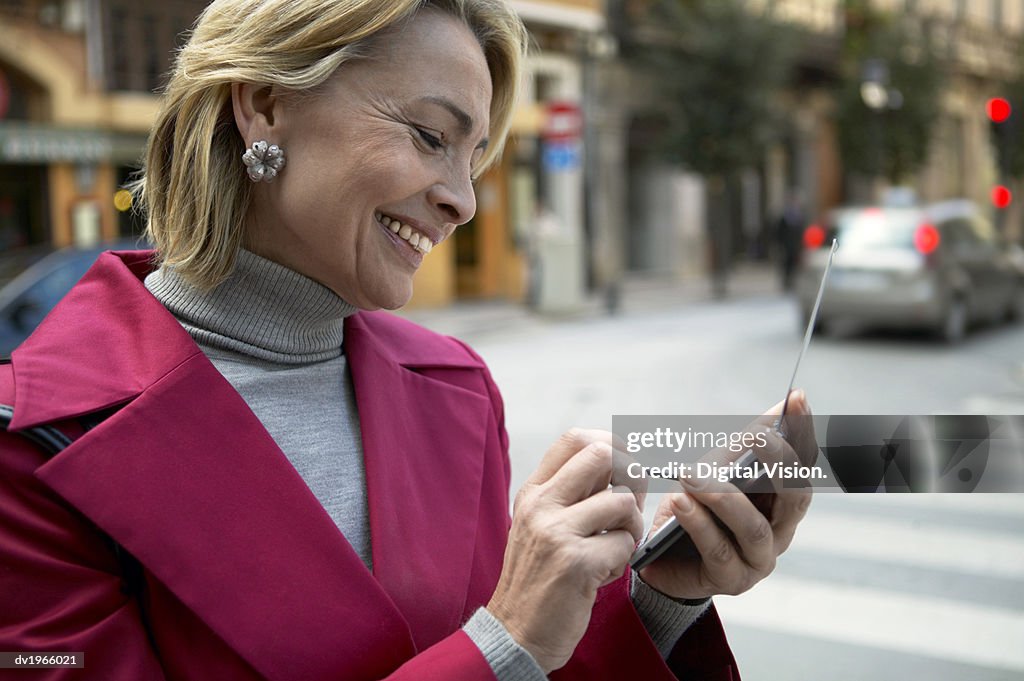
[543,101,583,142]
[992,185,1013,209]
[987,98,1011,124]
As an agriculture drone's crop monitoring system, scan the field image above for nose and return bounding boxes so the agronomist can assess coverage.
[428,170,477,227]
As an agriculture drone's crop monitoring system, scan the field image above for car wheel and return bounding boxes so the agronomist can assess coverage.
[940,298,967,344]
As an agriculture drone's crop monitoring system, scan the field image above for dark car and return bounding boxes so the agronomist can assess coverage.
[0,244,54,290]
[796,201,1024,342]
[0,239,147,356]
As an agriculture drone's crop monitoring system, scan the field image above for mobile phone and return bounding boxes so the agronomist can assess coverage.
[628,240,837,572]
[629,450,770,571]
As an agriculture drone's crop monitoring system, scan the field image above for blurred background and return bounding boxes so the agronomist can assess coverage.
[1,0,1023,679]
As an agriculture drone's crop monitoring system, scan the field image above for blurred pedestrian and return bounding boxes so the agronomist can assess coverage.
[776,189,807,291]
[0,0,815,678]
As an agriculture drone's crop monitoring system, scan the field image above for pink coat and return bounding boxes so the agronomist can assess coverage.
[0,251,739,680]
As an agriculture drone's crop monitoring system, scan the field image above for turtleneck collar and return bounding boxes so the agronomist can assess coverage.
[145,249,358,365]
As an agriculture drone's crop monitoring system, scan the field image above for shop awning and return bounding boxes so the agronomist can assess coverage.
[0,122,147,164]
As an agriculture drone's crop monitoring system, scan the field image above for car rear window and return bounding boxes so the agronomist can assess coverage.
[834,210,922,251]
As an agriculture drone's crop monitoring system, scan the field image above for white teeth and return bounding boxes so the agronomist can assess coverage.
[380,213,433,254]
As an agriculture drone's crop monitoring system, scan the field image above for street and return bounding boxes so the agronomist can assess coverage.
[446,288,1024,681]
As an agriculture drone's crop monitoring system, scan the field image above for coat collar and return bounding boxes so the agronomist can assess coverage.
[10,250,484,429]
[15,251,493,681]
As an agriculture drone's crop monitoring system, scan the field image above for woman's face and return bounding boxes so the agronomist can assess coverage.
[240,10,493,309]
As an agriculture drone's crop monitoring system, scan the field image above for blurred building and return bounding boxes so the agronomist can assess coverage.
[0,0,609,310]
[772,0,1023,232]
[0,0,206,252]
[10,1,1015,308]
[416,0,609,309]
[615,0,1024,282]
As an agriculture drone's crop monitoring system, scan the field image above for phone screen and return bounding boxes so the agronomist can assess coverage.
[629,240,837,572]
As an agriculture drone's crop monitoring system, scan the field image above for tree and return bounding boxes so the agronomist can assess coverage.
[617,0,798,293]
[622,0,797,176]
[834,0,944,184]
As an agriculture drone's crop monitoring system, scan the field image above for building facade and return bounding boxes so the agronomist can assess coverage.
[0,0,609,310]
[616,0,1024,283]
[0,0,206,252]
[415,0,607,309]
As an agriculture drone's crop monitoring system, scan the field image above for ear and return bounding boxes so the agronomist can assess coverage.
[231,83,281,146]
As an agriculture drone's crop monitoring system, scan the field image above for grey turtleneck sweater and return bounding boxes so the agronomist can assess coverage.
[145,249,708,679]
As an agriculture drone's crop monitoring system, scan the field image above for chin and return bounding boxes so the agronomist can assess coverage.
[360,281,415,311]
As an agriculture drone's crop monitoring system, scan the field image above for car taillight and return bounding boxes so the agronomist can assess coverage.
[803,224,826,249]
[914,224,940,255]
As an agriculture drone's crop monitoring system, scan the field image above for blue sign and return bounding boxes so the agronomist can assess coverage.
[542,141,580,172]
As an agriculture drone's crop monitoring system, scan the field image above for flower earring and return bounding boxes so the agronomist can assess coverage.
[242,140,286,183]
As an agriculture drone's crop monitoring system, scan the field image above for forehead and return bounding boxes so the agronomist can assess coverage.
[350,10,492,132]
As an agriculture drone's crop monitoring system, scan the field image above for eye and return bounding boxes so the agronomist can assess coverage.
[416,128,444,151]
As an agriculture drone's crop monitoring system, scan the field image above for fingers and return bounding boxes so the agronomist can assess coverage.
[528,428,612,486]
[531,429,646,512]
[543,441,615,506]
[611,446,648,511]
[680,480,776,574]
[663,491,748,595]
[562,486,644,544]
[583,530,639,587]
[646,495,677,539]
[762,388,810,418]
[770,488,813,554]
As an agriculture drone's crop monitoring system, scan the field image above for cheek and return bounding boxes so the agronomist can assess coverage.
[351,134,433,196]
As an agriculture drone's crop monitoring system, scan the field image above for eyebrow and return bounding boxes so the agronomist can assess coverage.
[419,95,489,150]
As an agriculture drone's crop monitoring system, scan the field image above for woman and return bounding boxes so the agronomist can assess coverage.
[0,0,815,679]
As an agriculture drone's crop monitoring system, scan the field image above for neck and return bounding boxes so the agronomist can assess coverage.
[145,249,358,364]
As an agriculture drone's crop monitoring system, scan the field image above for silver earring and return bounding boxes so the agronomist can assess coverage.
[242,140,286,183]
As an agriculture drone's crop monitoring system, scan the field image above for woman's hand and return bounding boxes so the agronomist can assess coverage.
[637,391,817,600]
[487,428,645,673]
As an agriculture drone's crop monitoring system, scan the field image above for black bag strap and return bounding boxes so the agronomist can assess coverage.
[0,403,74,454]
[0,382,148,619]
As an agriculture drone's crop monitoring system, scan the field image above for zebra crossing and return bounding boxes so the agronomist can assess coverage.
[473,292,1024,680]
[713,494,1024,681]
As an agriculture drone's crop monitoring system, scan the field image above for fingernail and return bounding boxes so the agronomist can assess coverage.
[680,474,703,491]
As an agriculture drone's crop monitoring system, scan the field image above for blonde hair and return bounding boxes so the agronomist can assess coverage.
[132,0,528,290]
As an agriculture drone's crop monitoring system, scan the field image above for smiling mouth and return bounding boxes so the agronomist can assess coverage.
[376,212,433,254]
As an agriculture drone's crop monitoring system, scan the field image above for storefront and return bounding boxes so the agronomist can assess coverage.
[0,121,147,248]
[409,0,603,309]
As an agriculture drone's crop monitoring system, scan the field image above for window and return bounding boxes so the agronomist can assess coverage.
[992,0,1004,26]
[103,0,207,92]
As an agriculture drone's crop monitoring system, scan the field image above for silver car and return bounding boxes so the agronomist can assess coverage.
[796,201,1024,342]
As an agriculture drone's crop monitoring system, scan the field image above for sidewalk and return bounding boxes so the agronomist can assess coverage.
[398,261,782,341]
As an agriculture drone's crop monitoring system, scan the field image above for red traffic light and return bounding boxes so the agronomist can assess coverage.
[992,185,1013,209]
[987,98,1012,123]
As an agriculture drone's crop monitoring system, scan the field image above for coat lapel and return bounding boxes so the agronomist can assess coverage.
[345,313,491,650]
[34,352,416,681]
[12,252,495,679]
